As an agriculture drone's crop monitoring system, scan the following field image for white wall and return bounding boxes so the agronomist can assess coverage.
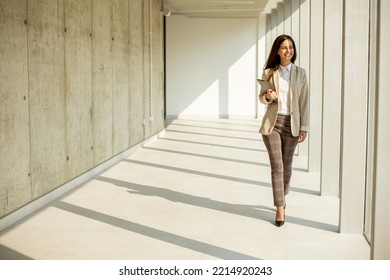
[166,15,259,118]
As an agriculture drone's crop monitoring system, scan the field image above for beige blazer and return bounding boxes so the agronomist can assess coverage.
[259,64,309,137]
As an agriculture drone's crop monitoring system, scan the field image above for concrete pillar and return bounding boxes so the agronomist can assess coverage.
[308,0,323,172]
[371,0,390,259]
[339,0,370,233]
[321,0,343,196]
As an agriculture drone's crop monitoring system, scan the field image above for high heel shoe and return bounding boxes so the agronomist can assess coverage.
[275,207,285,227]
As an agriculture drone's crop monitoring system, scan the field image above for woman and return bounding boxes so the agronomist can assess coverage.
[259,34,309,227]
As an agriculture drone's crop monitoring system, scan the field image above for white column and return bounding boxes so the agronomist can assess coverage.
[321,0,343,196]
[283,0,292,35]
[297,0,310,158]
[257,14,266,71]
[291,0,300,65]
[308,0,323,173]
[364,0,377,250]
[339,0,370,233]
[371,0,390,259]
[277,3,284,35]
[266,14,272,55]
[257,14,267,118]
[271,9,278,40]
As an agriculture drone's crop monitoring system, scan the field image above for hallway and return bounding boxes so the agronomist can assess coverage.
[0,118,369,259]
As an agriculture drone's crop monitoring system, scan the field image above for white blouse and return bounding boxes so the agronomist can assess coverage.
[278,63,292,115]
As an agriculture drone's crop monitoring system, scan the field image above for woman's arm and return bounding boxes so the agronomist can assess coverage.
[259,70,276,104]
[299,70,309,133]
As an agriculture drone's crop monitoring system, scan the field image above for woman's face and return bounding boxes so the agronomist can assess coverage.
[278,39,294,66]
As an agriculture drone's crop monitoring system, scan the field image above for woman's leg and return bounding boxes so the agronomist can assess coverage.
[262,115,298,226]
[281,121,299,196]
[262,128,285,207]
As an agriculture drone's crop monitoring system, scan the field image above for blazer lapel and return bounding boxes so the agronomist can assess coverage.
[289,64,297,106]
[274,69,280,95]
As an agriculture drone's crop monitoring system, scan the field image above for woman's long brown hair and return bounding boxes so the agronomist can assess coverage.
[264,34,297,80]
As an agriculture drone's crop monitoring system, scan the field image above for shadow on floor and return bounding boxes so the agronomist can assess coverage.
[96,176,338,233]
[0,244,33,260]
[53,201,261,260]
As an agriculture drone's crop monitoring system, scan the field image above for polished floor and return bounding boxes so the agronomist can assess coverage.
[0,118,370,260]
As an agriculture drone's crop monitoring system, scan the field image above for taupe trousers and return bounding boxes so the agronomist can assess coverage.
[262,114,298,207]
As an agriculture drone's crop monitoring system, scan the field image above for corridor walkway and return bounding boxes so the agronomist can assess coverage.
[0,118,369,260]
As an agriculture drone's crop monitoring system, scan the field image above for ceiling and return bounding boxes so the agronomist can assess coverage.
[163,0,270,18]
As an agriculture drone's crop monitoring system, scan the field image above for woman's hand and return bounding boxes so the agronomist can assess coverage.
[298,131,307,143]
[266,89,278,101]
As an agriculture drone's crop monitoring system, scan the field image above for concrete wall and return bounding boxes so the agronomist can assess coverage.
[165,15,259,118]
[0,0,165,219]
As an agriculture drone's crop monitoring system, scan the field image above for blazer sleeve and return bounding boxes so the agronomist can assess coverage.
[299,69,309,132]
[258,70,273,105]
